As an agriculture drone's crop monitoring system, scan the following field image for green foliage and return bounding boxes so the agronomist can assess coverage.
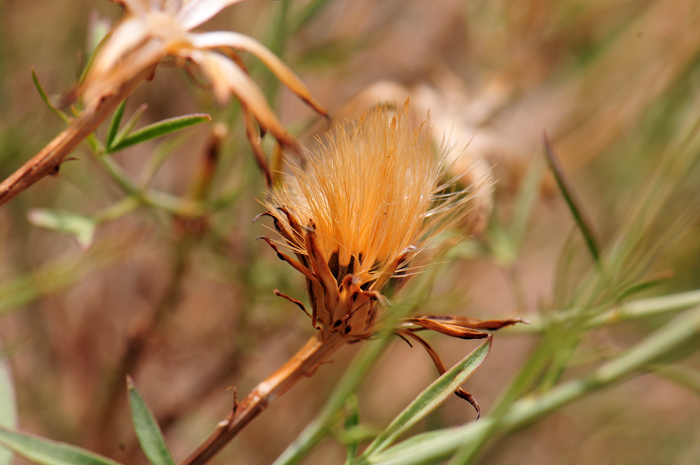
[4,2,700,465]
[30,68,70,124]
[28,209,97,250]
[362,338,491,459]
[107,113,211,154]
[543,134,601,263]
[127,377,175,465]
[0,427,121,465]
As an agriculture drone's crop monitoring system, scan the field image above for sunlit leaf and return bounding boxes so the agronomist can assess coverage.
[109,113,211,153]
[0,427,121,465]
[31,68,71,124]
[107,103,148,152]
[127,377,175,465]
[105,100,127,150]
[363,338,492,458]
[28,209,97,251]
[543,133,600,263]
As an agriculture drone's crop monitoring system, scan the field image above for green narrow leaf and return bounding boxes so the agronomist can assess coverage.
[139,134,190,190]
[0,427,121,465]
[614,270,673,302]
[106,100,127,150]
[363,338,492,458]
[127,377,175,465]
[28,209,97,251]
[543,133,601,263]
[107,104,148,153]
[109,114,211,153]
[79,28,112,85]
[343,395,360,465]
[31,68,71,124]
[0,359,17,465]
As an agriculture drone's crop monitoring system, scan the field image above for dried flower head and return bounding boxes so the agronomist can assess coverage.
[84,0,326,152]
[260,103,478,336]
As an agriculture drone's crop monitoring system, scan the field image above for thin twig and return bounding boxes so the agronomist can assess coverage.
[0,68,152,207]
[179,331,345,465]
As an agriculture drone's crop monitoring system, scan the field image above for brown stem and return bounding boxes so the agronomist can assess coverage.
[179,331,345,465]
[0,68,152,207]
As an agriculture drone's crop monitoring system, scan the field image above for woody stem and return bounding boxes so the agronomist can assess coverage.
[178,331,345,465]
[0,68,152,207]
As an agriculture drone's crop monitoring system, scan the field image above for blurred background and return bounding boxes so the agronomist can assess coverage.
[1,0,700,464]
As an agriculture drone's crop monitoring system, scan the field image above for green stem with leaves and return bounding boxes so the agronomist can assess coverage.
[365,304,700,465]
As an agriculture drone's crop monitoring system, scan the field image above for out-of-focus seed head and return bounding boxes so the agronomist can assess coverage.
[82,0,327,161]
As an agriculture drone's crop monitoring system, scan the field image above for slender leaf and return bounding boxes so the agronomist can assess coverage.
[106,100,127,150]
[343,395,360,465]
[0,427,121,465]
[79,27,113,85]
[31,68,71,124]
[368,306,700,465]
[0,360,17,465]
[107,104,148,152]
[363,338,492,458]
[543,132,601,263]
[139,134,190,189]
[614,270,673,302]
[127,377,175,465]
[109,114,211,153]
[28,209,97,250]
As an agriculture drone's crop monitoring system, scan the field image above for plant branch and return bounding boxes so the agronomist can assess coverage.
[0,68,152,207]
[179,331,345,465]
[503,288,700,334]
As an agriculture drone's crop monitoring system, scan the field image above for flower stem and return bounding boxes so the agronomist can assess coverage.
[179,331,345,465]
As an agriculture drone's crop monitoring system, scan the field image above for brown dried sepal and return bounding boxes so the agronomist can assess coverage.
[259,211,393,339]
[396,315,527,419]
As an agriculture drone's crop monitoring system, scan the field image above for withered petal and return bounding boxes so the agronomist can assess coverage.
[415,315,529,330]
[192,31,328,117]
[188,50,299,150]
[242,104,272,187]
[177,0,248,30]
[404,318,490,340]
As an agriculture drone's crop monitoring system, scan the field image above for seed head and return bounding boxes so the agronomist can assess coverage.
[261,103,482,338]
